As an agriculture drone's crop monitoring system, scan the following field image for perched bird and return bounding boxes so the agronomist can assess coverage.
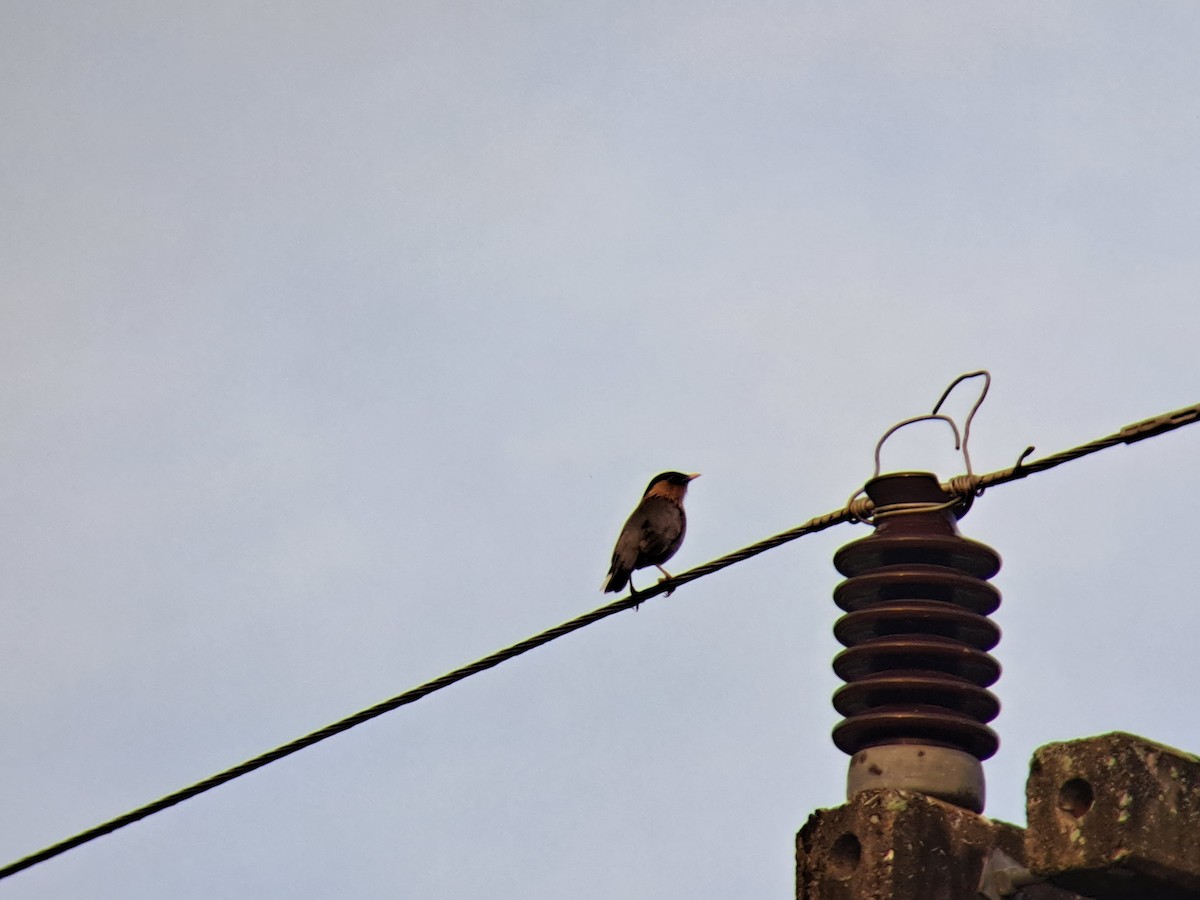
[603,471,700,594]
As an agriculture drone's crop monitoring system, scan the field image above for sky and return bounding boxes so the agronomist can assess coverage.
[2,2,1199,897]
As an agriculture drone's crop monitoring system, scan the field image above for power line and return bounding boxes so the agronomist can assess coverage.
[2,400,1197,883]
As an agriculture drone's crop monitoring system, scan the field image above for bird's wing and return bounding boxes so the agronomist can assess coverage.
[611,515,645,567]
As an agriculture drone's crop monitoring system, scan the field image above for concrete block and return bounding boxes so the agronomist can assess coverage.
[1026,731,1200,899]
[796,788,1023,900]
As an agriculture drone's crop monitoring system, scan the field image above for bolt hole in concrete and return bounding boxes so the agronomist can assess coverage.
[1057,777,1095,818]
[827,832,862,879]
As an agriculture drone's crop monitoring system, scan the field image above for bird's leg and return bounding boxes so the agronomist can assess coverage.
[628,578,641,611]
[655,565,675,597]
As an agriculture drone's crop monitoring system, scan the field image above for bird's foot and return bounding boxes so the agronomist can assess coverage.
[655,567,676,597]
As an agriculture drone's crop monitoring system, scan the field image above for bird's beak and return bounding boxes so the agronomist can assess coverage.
[686,473,701,481]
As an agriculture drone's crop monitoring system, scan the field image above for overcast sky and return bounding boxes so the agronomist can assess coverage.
[3,3,1200,898]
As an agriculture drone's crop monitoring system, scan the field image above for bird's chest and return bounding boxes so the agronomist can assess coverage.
[635,499,686,561]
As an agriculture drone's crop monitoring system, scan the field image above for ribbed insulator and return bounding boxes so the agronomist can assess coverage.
[831,472,1002,761]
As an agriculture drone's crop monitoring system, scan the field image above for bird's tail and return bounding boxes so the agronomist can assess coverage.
[602,563,630,594]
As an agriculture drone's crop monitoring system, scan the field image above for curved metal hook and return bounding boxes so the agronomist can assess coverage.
[931,370,991,478]
[872,413,963,479]
[843,413,964,524]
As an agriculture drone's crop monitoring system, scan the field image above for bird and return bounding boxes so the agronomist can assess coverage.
[602,471,700,595]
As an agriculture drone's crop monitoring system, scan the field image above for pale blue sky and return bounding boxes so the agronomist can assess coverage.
[3,3,1199,897]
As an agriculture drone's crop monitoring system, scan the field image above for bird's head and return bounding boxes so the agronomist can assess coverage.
[643,471,700,499]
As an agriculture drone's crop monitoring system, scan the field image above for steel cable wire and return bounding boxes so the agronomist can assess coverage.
[1,400,1196,882]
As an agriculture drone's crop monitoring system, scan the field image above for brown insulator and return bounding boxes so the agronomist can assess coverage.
[831,472,1003,779]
